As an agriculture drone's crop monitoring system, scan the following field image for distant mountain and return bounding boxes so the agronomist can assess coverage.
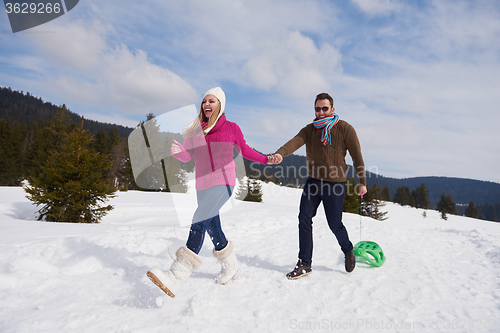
[0,87,133,138]
[366,174,500,206]
[248,156,500,206]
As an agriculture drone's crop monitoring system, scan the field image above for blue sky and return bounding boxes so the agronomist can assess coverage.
[1,0,500,183]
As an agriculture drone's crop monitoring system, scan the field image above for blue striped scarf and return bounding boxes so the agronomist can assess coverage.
[313,115,339,146]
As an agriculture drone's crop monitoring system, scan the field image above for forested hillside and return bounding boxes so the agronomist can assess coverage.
[0,87,136,189]
[0,87,132,137]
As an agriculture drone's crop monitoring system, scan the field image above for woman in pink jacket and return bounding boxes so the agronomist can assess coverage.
[147,87,276,297]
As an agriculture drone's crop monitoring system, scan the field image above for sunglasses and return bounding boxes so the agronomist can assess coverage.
[315,106,331,112]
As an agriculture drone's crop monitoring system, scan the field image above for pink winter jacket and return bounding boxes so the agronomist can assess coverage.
[171,115,268,190]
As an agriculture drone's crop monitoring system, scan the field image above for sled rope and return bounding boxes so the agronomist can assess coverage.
[354,193,387,267]
[360,194,363,242]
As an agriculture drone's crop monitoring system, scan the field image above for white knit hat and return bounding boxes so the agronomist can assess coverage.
[203,87,225,113]
[202,87,226,133]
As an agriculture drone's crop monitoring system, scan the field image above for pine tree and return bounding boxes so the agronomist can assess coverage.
[393,185,411,206]
[363,184,388,221]
[380,185,391,201]
[0,119,30,185]
[26,105,75,180]
[115,138,138,191]
[412,183,430,209]
[235,176,249,201]
[343,177,359,214]
[437,192,457,221]
[245,169,263,202]
[247,177,263,202]
[0,119,16,185]
[465,201,479,218]
[90,127,123,188]
[25,125,116,223]
[235,172,263,203]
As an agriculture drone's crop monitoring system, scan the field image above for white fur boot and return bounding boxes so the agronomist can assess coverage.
[147,246,202,298]
[213,240,238,285]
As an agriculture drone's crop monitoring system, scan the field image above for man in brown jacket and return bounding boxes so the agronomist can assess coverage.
[272,93,367,279]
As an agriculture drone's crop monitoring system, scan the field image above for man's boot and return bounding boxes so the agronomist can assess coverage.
[345,249,356,273]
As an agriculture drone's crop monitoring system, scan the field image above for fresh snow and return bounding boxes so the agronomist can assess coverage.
[1,184,500,333]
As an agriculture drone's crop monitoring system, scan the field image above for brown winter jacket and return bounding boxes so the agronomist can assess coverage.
[275,119,367,186]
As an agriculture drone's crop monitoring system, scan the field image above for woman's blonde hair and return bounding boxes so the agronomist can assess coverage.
[182,101,222,137]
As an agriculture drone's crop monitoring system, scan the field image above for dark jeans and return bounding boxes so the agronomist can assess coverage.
[186,185,233,254]
[298,177,353,266]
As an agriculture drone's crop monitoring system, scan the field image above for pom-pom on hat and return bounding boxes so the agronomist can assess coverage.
[203,87,226,114]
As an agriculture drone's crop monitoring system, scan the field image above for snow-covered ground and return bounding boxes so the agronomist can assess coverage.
[1,184,500,333]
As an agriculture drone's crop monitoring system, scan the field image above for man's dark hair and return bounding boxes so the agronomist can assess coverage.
[315,93,334,107]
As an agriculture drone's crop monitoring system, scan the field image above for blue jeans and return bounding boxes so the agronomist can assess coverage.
[186,185,234,254]
[298,177,353,266]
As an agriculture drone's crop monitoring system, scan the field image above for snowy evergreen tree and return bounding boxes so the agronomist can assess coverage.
[380,185,391,201]
[363,184,388,221]
[412,183,430,209]
[393,185,412,206]
[465,201,479,218]
[437,192,457,220]
[25,126,116,223]
[235,174,263,202]
[235,177,248,201]
[246,177,263,202]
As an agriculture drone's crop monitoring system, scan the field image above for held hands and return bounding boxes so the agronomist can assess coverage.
[267,153,283,165]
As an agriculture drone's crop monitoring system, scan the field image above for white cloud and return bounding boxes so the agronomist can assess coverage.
[429,1,500,55]
[30,21,109,71]
[27,20,198,116]
[135,0,336,96]
[350,0,401,16]
[240,31,342,98]
[102,45,197,114]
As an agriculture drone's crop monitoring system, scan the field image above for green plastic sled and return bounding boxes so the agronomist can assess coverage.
[353,241,386,267]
